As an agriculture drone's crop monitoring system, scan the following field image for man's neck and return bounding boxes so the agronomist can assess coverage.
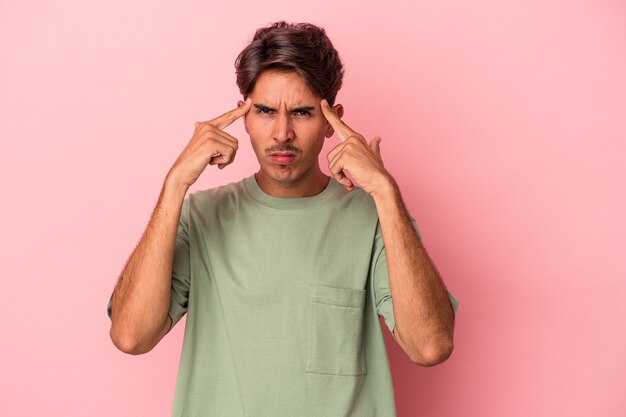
[254,169,330,198]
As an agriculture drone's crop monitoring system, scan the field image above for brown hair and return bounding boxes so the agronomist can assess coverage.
[235,21,344,106]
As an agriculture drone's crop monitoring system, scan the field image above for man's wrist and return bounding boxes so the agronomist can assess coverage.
[370,171,399,202]
[163,172,190,200]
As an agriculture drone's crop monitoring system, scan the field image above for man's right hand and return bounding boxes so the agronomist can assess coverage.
[167,98,252,188]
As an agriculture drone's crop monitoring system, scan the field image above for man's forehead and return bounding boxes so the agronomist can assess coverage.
[250,71,319,107]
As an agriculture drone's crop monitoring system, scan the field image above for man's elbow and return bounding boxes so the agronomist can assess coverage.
[410,337,454,367]
[109,327,153,355]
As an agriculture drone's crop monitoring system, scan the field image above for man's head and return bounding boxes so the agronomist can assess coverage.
[234,22,346,194]
[235,21,344,107]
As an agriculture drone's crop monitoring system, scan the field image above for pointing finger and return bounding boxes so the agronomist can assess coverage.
[208,98,252,130]
[320,99,361,143]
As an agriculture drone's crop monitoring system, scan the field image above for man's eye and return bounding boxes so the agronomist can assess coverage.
[293,110,311,116]
[256,107,273,114]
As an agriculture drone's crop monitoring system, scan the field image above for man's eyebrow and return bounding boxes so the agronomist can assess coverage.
[291,106,315,112]
[253,103,315,112]
[254,104,274,111]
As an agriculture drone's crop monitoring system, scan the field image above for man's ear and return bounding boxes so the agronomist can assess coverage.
[238,100,249,133]
[325,103,344,138]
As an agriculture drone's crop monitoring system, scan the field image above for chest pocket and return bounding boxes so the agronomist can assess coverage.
[305,284,367,376]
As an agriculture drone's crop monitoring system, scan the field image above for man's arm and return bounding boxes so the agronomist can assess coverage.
[373,179,454,366]
[108,100,251,355]
[320,99,455,366]
[109,180,188,355]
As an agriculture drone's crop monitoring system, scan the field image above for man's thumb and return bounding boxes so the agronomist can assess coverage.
[370,136,382,156]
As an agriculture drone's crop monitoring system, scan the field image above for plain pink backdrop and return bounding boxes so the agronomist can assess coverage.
[1,1,624,416]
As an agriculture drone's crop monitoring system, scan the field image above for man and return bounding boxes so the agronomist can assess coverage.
[107,21,458,417]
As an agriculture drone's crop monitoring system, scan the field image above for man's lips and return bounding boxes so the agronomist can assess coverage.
[269,152,296,165]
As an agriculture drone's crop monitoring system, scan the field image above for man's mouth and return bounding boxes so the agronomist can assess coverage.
[269,152,297,165]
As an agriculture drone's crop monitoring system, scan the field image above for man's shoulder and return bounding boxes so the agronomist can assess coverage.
[186,176,248,208]
[332,182,377,211]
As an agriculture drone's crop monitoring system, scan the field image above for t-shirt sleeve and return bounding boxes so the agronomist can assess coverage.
[107,198,192,333]
[370,213,459,338]
[167,197,192,330]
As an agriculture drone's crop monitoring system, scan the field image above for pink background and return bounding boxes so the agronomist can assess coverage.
[1,1,624,416]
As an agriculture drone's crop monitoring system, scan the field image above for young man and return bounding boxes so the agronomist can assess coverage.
[107,21,458,417]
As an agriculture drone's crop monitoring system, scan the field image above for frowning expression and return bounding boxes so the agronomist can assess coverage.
[242,70,340,188]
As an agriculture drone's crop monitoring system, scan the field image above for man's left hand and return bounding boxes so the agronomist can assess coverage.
[321,99,391,195]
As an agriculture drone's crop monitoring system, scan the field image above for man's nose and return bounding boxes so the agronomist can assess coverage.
[272,112,294,142]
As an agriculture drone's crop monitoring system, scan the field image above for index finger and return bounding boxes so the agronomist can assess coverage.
[320,99,361,143]
[208,98,252,130]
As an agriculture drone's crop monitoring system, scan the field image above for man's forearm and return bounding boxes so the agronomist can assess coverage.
[371,175,454,366]
[109,176,188,353]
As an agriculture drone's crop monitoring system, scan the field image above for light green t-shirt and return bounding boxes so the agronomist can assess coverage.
[107,174,458,417]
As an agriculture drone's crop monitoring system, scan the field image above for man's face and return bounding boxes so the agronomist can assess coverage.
[240,70,341,189]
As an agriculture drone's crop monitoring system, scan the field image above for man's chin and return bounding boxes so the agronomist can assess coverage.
[260,161,320,185]
[263,165,300,183]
